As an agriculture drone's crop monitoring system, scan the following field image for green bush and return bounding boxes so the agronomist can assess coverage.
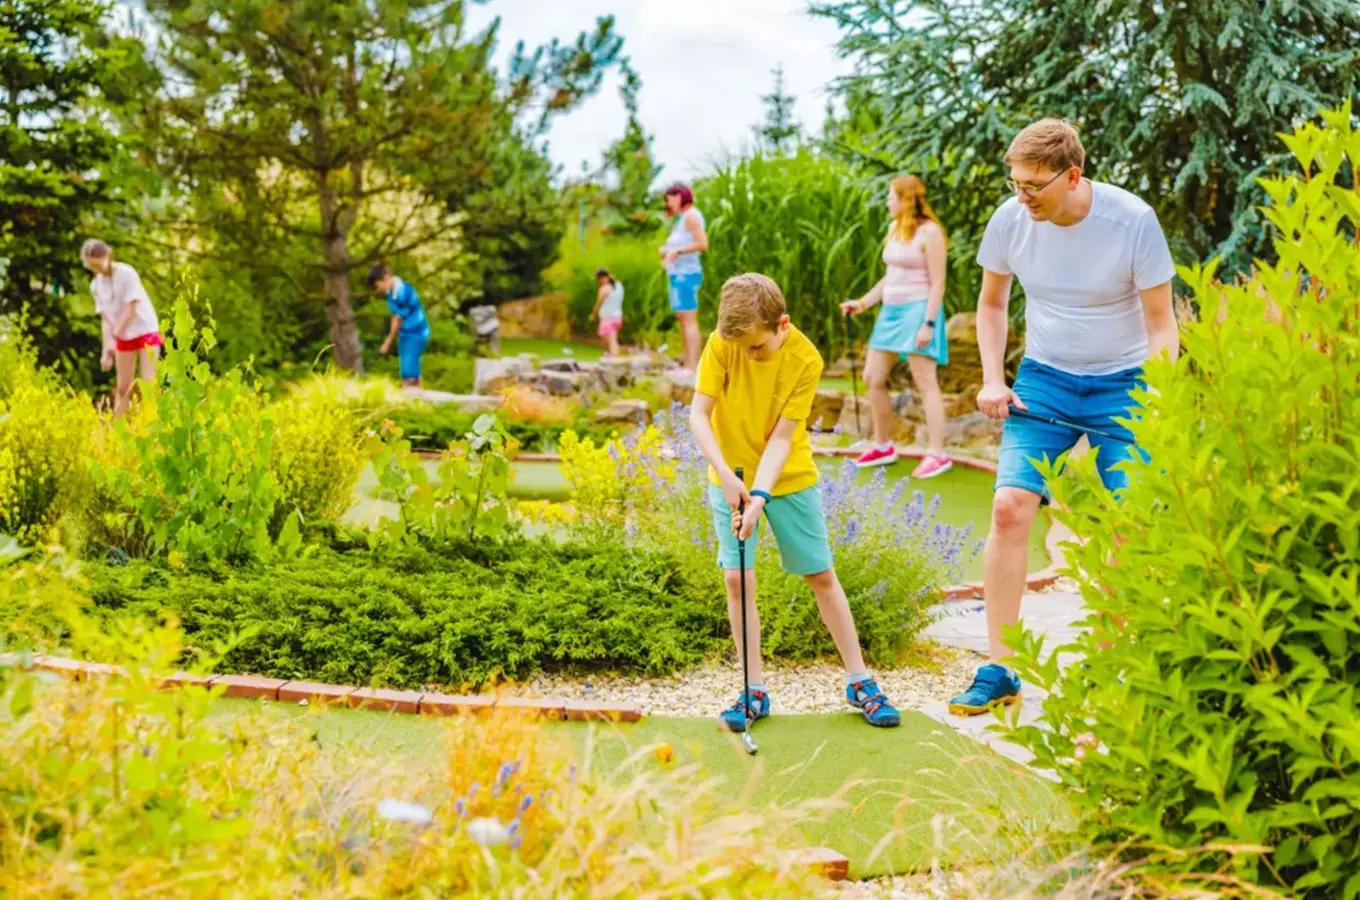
[384,403,617,452]
[0,338,97,543]
[92,296,280,566]
[85,535,726,690]
[1005,108,1360,896]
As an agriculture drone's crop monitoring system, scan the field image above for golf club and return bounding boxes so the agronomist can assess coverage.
[734,466,758,756]
[845,311,863,437]
[1007,406,1136,445]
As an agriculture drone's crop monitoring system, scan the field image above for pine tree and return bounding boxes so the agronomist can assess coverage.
[142,1,622,372]
[0,0,145,382]
[815,0,1360,283]
[598,63,663,236]
[756,65,800,155]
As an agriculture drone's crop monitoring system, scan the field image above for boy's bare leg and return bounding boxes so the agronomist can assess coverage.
[724,567,764,684]
[804,568,867,674]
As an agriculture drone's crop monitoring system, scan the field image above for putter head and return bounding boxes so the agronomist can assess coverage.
[740,731,758,755]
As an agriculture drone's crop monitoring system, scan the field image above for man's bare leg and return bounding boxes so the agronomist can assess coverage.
[983,487,1044,661]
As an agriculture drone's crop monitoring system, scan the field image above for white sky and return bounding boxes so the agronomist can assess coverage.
[466,0,854,183]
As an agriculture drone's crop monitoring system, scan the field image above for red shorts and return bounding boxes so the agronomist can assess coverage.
[597,317,623,339]
[115,332,164,353]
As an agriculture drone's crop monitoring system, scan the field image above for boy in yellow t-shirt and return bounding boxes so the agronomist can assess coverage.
[690,273,901,732]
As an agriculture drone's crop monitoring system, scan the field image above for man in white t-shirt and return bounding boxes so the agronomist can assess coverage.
[948,119,1180,716]
[81,239,162,417]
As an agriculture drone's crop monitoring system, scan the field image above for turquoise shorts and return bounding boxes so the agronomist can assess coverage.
[867,300,948,365]
[707,483,834,576]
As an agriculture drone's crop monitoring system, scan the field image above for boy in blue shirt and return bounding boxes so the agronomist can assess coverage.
[368,261,431,386]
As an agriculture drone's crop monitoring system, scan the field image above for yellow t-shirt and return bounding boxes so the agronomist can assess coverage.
[695,326,824,496]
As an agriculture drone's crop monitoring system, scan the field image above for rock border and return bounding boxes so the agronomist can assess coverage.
[427,445,1068,599]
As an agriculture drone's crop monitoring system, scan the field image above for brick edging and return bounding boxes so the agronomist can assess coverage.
[0,656,642,723]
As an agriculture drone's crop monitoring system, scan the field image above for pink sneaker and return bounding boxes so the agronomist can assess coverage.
[854,444,898,468]
[912,453,953,479]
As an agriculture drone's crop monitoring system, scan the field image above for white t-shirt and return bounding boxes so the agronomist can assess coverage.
[92,262,160,342]
[598,282,624,319]
[976,181,1175,376]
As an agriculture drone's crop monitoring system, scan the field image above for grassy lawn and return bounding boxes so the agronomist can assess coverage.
[211,699,1062,879]
[498,337,605,362]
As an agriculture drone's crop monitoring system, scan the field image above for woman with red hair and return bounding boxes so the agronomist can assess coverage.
[659,182,708,375]
[840,174,952,477]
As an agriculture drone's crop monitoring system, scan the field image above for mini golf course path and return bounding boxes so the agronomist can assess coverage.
[921,589,1088,767]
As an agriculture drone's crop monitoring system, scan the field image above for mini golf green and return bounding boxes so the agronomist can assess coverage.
[210,699,1061,878]
[498,338,605,362]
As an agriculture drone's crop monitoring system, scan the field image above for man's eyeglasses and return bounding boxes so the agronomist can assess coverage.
[1005,168,1069,199]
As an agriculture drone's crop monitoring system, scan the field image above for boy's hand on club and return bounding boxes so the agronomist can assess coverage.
[839,299,862,316]
[736,496,765,540]
[721,474,750,511]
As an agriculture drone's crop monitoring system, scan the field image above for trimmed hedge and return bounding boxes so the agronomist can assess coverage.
[86,536,726,691]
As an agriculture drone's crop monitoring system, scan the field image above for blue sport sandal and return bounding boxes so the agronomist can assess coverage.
[719,689,770,733]
[846,678,901,728]
[948,664,1022,716]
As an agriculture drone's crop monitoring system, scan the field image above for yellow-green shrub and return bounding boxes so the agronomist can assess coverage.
[269,378,370,528]
[0,345,97,543]
[558,426,674,533]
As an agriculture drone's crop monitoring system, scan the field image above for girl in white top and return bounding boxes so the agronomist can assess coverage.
[81,239,161,418]
[840,175,952,478]
[589,268,625,357]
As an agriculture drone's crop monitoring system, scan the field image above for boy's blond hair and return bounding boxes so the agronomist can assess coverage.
[1004,118,1085,173]
[717,273,786,338]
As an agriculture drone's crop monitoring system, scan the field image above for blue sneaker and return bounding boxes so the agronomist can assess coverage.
[948,664,1022,716]
[846,678,901,728]
[719,689,770,733]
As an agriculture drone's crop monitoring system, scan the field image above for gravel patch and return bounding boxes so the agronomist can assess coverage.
[514,646,982,717]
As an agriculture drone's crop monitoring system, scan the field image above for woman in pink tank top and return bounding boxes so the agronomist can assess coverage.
[840,175,952,477]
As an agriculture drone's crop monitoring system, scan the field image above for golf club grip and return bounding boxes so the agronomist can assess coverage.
[735,466,745,514]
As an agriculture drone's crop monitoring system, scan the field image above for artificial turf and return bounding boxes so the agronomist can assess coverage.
[212,699,1062,878]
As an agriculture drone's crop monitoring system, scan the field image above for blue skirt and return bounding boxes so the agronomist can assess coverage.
[867,300,948,365]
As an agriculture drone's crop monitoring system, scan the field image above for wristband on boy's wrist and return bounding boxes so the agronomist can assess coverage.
[750,489,773,504]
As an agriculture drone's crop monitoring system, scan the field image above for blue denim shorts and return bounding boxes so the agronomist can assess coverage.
[997,358,1148,499]
[707,483,834,576]
[398,326,430,380]
[668,272,703,313]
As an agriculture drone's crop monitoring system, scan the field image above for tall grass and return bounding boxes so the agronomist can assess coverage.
[698,150,885,355]
[550,229,672,346]
[553,150,988,356]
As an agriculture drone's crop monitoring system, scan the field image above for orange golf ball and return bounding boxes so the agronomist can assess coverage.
[655,743,674,764]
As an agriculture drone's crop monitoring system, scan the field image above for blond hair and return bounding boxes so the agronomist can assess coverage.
[888,174,945,243]
[1004,118,1086,173]
[717,273,786,338]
